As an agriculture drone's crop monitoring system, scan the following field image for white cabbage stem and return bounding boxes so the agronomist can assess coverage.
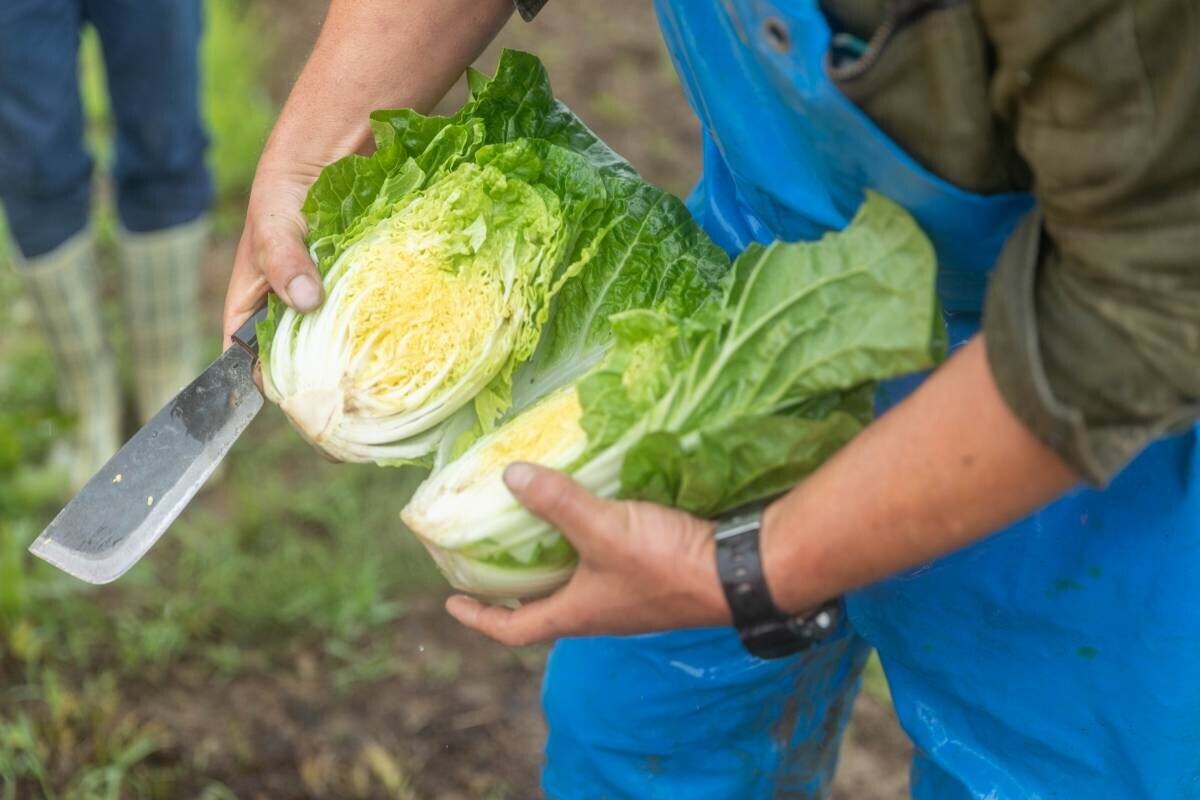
[402,387,640,599]
[265,209,526,464]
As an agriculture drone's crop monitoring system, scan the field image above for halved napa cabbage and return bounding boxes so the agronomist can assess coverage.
[263,162,570,463]
[402,387,588,597]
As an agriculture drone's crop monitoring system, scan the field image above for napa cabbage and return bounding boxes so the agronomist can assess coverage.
[402,193,947,598]
[259,51,727,464]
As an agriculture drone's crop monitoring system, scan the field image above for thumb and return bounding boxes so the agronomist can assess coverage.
[253,214,323,313]
[503,463,616,551]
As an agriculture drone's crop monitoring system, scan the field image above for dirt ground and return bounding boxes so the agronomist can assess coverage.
[136,600,910,799]
[187,1,915,797]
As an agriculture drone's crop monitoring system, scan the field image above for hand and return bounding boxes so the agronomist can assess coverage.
[445,463,730,646]
[222,164,325,347]
[218,0,516,348]
[223,162,344,464]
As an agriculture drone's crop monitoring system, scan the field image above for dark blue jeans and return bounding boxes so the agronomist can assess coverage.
[0,0,213,257]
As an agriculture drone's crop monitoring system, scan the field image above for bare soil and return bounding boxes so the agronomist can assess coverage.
[137,599,546,799]
[133,599,909,800]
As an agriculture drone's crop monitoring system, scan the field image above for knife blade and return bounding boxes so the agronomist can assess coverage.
[28,306,269,584]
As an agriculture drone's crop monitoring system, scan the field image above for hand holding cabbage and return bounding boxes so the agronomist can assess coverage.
[258,51,946,600]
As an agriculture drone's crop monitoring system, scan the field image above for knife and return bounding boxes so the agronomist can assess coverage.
[28,306,270,584]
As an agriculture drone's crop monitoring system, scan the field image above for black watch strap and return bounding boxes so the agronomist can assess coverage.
[714,508,842,659]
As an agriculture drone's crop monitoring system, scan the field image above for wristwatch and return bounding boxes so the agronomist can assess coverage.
[714,505,842,659]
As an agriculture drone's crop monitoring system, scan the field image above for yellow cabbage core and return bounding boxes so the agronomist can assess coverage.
[476,386,585,474]
[341,227,505,412]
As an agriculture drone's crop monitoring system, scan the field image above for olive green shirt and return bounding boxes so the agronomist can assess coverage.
[519,0,1200,484]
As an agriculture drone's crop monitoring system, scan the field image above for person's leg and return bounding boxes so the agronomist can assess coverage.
[0,0,120,490]
[86,0,212,235]
[542,624,868,799]
[111,215,209,420]
[0,0,92,257]
[88,0,213,420]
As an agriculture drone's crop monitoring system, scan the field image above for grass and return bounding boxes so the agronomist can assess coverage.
[862,652,891,705]
[0,321,443,796]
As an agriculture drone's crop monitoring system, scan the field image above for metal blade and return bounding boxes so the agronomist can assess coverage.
[29,345,263,584]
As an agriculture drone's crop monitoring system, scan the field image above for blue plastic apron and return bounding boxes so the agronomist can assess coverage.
[542,2,1200,797]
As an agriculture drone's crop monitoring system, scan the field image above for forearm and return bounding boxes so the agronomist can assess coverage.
[260,0,513,177]
[761,336,1079,613]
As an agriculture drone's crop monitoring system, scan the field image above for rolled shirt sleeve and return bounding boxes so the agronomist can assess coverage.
[980,0,1200,484]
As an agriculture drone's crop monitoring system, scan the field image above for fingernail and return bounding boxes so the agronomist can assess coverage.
[503,462,537,493]
[287,274,323,311]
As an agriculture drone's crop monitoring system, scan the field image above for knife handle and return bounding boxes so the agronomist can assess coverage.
[233,304,270,357]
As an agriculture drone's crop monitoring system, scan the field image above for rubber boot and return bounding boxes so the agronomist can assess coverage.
[16,229,122,491]
[117,216,209,423]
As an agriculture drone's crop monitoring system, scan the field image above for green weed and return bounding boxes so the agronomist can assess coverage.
[861,651,892,705]
[0,670,166,800]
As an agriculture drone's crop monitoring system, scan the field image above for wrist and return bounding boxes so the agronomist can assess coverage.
[253,147,334,191]
[760,498,810,615]
[713,504,840,658]
[257,113,371,187]
[691,522,729,625]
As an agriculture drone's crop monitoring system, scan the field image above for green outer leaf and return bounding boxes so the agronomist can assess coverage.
[579,190,945,511]
[296,48,625,292]
[619,387,873,516]
[305,153,427,273]
[461,50,634,177]
[465,66,491,99]
[511,180,729,410]
[369,109,457,154]
[695,190,940,422]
